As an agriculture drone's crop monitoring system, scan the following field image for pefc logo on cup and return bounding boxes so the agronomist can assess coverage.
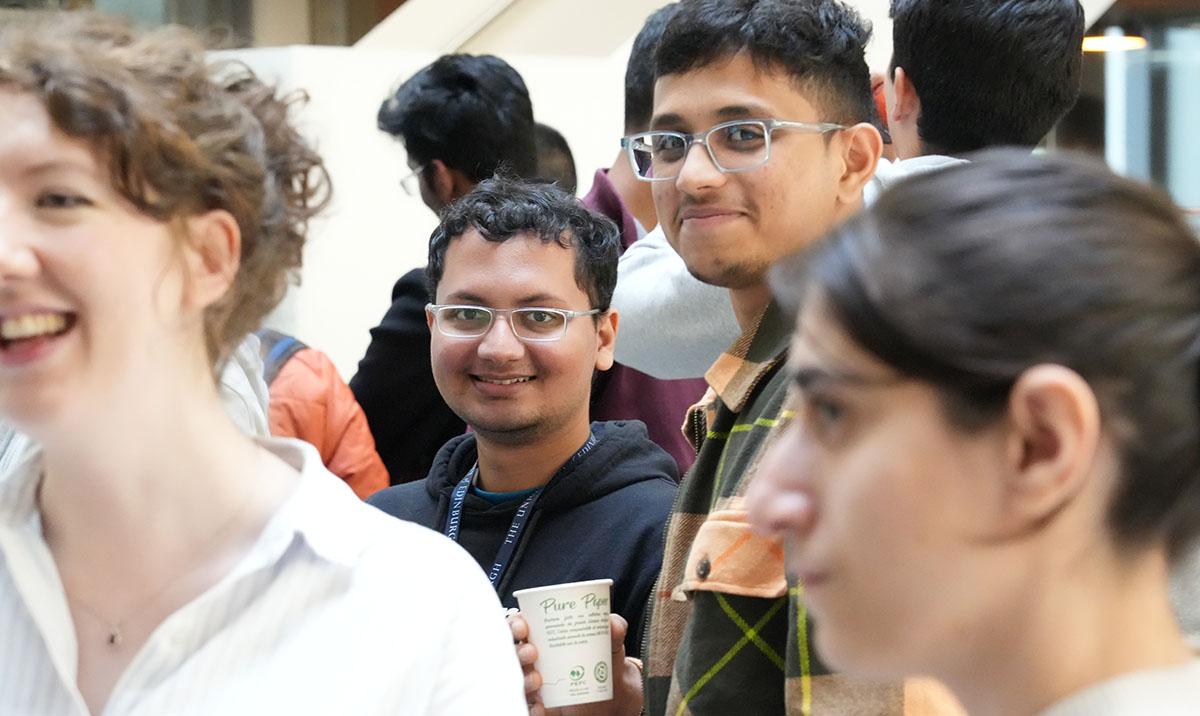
[569,665,585,682]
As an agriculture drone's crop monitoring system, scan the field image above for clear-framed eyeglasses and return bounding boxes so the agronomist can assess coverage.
[426,304,602,342]
[400,164,427,196]
[622,119,845,182]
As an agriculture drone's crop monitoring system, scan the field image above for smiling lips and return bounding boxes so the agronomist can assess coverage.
[680,206,742,222]
[473,375,535,386]
[0,311,74,348]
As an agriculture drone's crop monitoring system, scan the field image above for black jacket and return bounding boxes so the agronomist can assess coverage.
[349,268,465,484]
[369,420,678,657]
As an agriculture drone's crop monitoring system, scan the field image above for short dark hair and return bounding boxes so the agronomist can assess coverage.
[655,0,875,126]
[625,3,679,133]
[378,54,537,181]
[533,122,578,195]
[427,177,620,311]
[890,0,1084,154]
[771,150,1200,557]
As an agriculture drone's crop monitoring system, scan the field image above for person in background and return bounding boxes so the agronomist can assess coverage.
[581,1,708,474]
[0,15,525,715]
[533,122,577,194]
[255,329,388,498]
[353,53,538,484]
[751,151,1200,715]
[370,177,677,660]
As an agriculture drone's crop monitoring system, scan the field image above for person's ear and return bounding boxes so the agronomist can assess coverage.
[446,168,476,202]
[997,365,1101,537]
[890,66,921,127]
[593,309,618,372]
[834,123,883,205]
[180,209,240,311]
[427,159,457,207]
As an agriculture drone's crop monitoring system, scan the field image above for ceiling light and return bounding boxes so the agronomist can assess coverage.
[1083,34,1148,52]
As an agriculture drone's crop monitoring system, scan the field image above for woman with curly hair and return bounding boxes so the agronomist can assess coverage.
[0,14,524,715]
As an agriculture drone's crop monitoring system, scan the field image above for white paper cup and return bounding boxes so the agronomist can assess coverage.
[514,578,614,708]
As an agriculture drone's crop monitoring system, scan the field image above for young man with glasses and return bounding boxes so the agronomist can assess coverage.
[513,1,966,714]
[368,178,678,660]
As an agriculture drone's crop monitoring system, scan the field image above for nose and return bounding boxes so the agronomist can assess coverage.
[746,424,818,540]
[0,200,39,283]
[674,140,726,195]
[475,312,526,362]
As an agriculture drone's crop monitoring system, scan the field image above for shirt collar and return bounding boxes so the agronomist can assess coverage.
[251,437,372,568]
[704,301,792,413]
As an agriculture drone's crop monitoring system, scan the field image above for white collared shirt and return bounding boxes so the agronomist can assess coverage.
[0,438,527,715]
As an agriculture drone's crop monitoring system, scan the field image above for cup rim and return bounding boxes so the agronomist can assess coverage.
[513,578,614,599]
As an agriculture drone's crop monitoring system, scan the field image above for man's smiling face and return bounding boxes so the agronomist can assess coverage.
[429,228,615,444]
[651,52,851,290]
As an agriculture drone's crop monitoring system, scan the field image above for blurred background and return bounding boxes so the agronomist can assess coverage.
[1,0,1196,374]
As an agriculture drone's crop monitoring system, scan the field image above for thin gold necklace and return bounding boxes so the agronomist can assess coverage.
[50,475,263,650]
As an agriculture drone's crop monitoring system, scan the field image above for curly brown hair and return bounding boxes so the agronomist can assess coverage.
[0,12,331,368]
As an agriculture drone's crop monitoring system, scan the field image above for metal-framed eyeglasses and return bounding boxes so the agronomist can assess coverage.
[623,119,845,182]
[426,304,602,342]
[400,164,427,196]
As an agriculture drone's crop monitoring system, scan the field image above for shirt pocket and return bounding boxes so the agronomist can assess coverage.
[672,506,787,601]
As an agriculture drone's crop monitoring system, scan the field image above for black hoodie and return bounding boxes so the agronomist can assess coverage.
[369,420,678,657]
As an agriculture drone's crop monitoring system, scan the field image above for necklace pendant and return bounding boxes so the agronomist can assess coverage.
[107,627,121,647]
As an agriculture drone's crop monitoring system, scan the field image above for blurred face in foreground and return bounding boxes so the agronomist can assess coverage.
[747,296,1083,681]
[0,90,230,439]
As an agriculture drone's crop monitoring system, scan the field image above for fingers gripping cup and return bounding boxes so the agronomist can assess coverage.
[514,579,614,708]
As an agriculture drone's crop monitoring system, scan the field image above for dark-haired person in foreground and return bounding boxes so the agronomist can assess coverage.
[611,0,1086,382]
[750,151,1200,715]
[352,54,537,484]
[368,178,677,659]
[515,1,963,713]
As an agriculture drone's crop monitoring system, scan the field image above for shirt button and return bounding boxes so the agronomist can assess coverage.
[697,557,711,580]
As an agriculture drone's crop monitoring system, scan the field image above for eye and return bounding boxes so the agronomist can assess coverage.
[812,398,843,426]
[526,310,557,324]
[651,133,687,161]
[448,307,488,322]
[717,123,767,153]
[36,191,93,210]
[802,392,848,441]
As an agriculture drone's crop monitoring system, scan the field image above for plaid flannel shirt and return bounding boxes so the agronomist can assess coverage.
[644,301,964,715]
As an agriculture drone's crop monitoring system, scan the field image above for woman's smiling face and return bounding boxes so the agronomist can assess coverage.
[0,90,200,434]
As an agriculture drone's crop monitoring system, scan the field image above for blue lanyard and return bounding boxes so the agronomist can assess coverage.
[444,433,597,589]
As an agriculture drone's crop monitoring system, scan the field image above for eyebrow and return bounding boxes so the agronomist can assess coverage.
[650,105,774,130]
[715,104,769,119]
[23,158,97,178]
[790,365,889,391]
[441,291,570,306]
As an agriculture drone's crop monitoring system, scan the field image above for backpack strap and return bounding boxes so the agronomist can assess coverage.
[254,328,309,386]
